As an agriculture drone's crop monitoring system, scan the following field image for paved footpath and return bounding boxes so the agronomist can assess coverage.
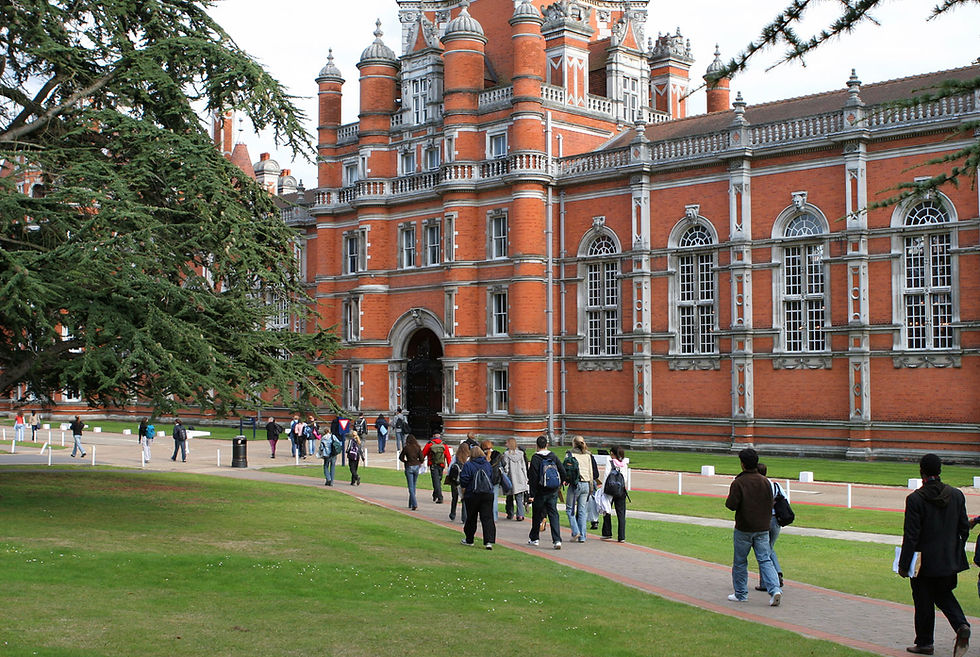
[3,432,980,656]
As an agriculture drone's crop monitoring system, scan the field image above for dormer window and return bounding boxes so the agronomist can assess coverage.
[411,78,429,124]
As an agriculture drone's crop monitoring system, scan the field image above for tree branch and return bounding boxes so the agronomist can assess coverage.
[0,70,116,143]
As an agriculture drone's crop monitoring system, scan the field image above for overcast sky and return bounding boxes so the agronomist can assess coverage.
[209,0,980,187]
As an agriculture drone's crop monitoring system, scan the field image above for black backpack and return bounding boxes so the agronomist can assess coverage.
[471,467,493,495]
[773,483,795,526]
[603,467,627,499]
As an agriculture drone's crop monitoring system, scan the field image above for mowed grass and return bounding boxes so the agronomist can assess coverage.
[0,471,877,657]
[625,450,980,488]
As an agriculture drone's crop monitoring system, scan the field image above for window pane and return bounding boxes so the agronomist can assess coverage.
[604,310,618,355]
[785,300,802,352]
[784,247,802,296]
[587,311,601,356]
[905,237,925,289]
[932,293,952,348]
[604,262,617,306]
[679,306,695,354]
[930,233,951,288]
[679,256,694,302]
[806,299,825,351]
[699,306,715,353]
[905,294,927,349]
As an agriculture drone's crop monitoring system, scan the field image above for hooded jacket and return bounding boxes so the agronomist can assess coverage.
[899,477,969,577]
[725,469,773,533]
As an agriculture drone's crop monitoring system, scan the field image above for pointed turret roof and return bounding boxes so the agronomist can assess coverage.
[230,143,255,180]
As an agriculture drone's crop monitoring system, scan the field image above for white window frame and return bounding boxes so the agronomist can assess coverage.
[488,210,508,260]
[578,229,622,358]
[343,229,367,274]
[488,365,508,414]
[771,206,829,354]
[343,161,359,186]
[891,196,959,351]
[444,212,456,263]
[343,365,361,411]
[343,296,361,343]
[670,220,718,355]
[423,221,441,266]
[400,150,416,175]
[425,147,440,171]
[488,287,508,337]
[411,77,429,125]
[398,224,416,269]
[488,131,508,159]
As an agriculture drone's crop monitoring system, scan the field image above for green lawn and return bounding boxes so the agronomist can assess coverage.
[625,450,980,488]
[0,417,263,441]
[0,470,876,657]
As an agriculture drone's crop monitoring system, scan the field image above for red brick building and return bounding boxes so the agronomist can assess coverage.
[287,0,980,457]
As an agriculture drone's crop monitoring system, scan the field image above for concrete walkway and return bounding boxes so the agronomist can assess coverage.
[3,432,978,656]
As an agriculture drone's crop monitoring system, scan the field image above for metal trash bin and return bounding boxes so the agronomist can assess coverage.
[232,435,247,468]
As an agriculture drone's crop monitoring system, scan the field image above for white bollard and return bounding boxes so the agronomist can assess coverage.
[48,429,52,444]
[295,451,299,466]
[973,476,980,488]
[2,427,5,440]
[785,480,791,503]
[799,471,814,483]
[123,429,131,435]
[91,446,95,466]
[217,448,221,467]
[847,483,852,509]
[908,478,922,490]
[10,438,15,454]
[43,423,50,430]
[94,427,102,433]
[141,449,145,468]
[47,444,52,466]
[61,431,65,446]
[700,465,715,476]
[677,471,683,495]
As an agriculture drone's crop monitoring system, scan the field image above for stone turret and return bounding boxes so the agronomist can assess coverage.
[357,20,400,178]
[316,49,345,188]
[704,45,731,114]
[648,28,694,119]
[441,2,487,162]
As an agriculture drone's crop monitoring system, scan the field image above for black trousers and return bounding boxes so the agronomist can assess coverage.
[462,493,496,545]
[911,574,969,647]
[529,490,561,543]
[430,464,444,502]
[601,495,627,541]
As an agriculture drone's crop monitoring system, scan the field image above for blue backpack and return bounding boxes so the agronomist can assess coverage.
[540,456,561,490]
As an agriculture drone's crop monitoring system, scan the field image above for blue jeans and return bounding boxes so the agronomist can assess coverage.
[761,515,782,574]
[405,465,420,508]
[322,456,336,483]
[71,434,85,457]
[566,482,590,540]
[377,431,387,453]
[14,424,25,442]
[395,431,405,453]
[732,528,781,600]
[171,439,186,461]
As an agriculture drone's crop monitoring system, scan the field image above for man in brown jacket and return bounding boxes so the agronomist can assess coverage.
[725,448,782,606]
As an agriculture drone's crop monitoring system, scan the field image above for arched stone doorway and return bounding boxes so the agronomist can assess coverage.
[404,328,443,441]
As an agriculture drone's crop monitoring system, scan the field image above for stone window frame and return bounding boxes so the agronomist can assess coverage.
[576,221,623,360]
[667,214,720,357]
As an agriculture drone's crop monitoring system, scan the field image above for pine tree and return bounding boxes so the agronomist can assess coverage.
[0,1,338,414]
[706,0,979,203]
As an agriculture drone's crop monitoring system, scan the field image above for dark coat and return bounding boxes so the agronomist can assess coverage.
[527,451,566,497]
[459,456,493,498]
[725,469,773,533]
[265,420,283,441]
[899,478,970,577]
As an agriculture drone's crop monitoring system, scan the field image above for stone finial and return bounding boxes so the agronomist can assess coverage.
[845,68,863,107]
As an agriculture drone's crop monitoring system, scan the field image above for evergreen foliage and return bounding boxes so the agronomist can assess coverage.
[0,0,337,414]
[705,0,979,203]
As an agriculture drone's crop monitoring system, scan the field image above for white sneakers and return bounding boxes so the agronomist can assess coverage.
[553,542,562,550]
[728,594,747,603]
[527,539,539,546]
[769,592,782,607]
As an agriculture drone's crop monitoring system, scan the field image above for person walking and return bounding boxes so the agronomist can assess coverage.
[503,438,529,521]
[305,414,320,460]
[392,408,408,453]
[69,415,86,458]
[265,417,283,458]
[354,413,368,453]
[527,434,565,549]
[374,413,389,453]
[899,453,971,657]
[459,446,496,550]
[142,421,156,463]
[138,418,148,446]
[421,432,451,504]
[600,445,629,542]
[725,448,782,606]
[346,431,363,485]
[398,434,424,510]
[754,463,785,591]
[446,442,471,523]
[28,411,40,442]
[318,430,340,486]
[567,436,599,542]
[13,411,26,443]
[288,413,300,458]
[170,418,188,462]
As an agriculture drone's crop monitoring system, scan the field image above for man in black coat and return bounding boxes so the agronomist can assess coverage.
[899,453,971,656]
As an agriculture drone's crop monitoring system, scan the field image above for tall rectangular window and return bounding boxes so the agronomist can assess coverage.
[343,367,360,411]
[344,230,366,274]
[343,162,359,186]
[490,368,508,413]
[489,290,508,336]
[424,223,440,266]
[343,296,360,342]
[444,213,456,262]
[425,147,440,171]
[489,213,507,259]
[904,233,952,349]
[400,151,416,175]
[782,243,825,352]
[412,78,429,124]
[586,261,619,356]
[677,253,716,354]
[399,225,416,269]
[623,76,640,121]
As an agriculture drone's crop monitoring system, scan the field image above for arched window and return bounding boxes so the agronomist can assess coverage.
[675,224,716,354]
[780,212,827,352]
[901,199,953,349]
[580,232,620,357]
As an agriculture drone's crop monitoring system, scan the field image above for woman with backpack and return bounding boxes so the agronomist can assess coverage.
[459,446,496,549]
[446,442,471,523]
[600,445,628,542]
[374,413,389,453]
[347,431,363,485]
[398,434,424,510]
[566,436,599,542]
[503,438,529,521]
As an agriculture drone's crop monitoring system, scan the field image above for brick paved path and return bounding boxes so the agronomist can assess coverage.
[4,432,980,656]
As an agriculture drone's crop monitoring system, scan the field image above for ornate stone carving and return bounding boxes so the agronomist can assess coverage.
[578,359,624,372]
[772,356,831,370]
[667,357,720,371]
[792,191,808,211]
[592,215,606,230]
[684,204,700,221]
[892,354,961,369]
